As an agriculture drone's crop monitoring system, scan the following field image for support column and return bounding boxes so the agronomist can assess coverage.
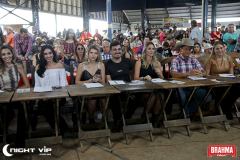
[201,0,209,35]
[141,0,147,33]
[55,13,57,37]
[82,0,89,32]
[211,0,217,31]
[106,0,112,41]
[31,0,40,34]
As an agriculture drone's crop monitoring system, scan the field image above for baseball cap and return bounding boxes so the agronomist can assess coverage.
[4,27,13,31]
[204,43,213,50]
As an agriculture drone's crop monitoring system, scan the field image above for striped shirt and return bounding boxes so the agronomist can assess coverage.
[13,33,33,56]
[170,54,203,73]
[62,41,78,55]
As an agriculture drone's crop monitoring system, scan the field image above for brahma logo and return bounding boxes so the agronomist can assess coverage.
[208,145,237,157]
[3,144,52,157]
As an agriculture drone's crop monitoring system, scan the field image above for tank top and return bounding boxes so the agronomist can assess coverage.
[0,65,20,91]
[81,62,101,81]
[139,59,158,78]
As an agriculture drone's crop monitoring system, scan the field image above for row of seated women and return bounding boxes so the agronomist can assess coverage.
[0,40,239,147]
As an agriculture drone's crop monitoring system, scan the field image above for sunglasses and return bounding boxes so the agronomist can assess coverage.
[77,47,84,50]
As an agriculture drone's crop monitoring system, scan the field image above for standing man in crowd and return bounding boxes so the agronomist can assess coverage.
[190,20,202,46]
[93,29,102,40]
[223,24,238,52]
[101,41,112,60]
[14,28,32,60]
[173,26,179,38]
[81,28,92,43]
[4,27,14,47]
[159,28,165,44]
[235,25,240,37]
[117,30,124,45]
[126,26,133,39]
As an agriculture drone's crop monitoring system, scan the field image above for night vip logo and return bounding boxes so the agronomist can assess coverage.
[3,144,52,157]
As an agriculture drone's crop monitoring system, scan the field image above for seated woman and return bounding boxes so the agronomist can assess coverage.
[122,39,137,59]
[70,43,86,70]
[134,42,165,126]
[32,41,46,66]
[191,43,203,58]
[204,41,238,119]
[35,45,68,133]
[0,44,30,147]
[75,44,105,124]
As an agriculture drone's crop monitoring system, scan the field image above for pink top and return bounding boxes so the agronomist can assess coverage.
[159,32,165,44]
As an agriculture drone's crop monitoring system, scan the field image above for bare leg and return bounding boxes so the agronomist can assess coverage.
[154,92,164,114]
[87,98,97,119]
[146,94,157,113]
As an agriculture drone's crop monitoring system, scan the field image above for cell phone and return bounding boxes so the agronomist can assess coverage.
[164,78,173,81]
[54,86,62,89]
[216,79,226,82]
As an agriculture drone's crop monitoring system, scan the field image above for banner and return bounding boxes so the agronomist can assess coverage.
[164,18,190,28]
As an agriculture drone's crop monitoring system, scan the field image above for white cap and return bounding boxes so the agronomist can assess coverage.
[204,43,213,50]
[36,37,41,40]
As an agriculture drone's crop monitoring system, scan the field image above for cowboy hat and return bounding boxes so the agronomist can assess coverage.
[82,28,87,32]
[4,26,13,31]
[175,38,193,51]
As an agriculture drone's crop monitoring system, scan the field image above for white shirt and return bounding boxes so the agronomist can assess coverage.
[35,69,68,87]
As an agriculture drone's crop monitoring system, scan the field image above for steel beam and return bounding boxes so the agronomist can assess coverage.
[106,0,112,41]
[31,0,40,34]
[141,0,147,32]
[82,0,89,31]
[211,0,217,31]
[201,0,209,35]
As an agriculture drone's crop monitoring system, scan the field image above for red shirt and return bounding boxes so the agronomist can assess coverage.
[159,32,165,44]
[211,32,220,43]
[80,32,92,42]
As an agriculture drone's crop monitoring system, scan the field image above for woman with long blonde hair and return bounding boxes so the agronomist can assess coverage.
[134,42,164,126]
[75,44,105,123]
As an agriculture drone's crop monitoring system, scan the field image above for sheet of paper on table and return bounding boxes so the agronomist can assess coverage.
[34,86,53,92]
[169,80,185,84]
[17,88,30,93]
[209,79,223,82]
[84,83,104,88]
[129,80,145,85]
[219,74,235,77]
[108,80,126,85]
[152,78,167,83]
[0,90,4,93]
[187,76,207,80]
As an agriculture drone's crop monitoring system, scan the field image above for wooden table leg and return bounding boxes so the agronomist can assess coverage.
[156,89,173,139]
[79,96,85,152]
[22,101,32,160]
[53,99,60,158]
[145,92,154,142]
[102,95,111,148]
[119,93,131,145]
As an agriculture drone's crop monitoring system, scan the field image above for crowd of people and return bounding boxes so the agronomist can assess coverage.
[0,19,240,147]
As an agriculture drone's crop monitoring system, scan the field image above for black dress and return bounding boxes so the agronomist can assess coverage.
[140,59,159,78]
[81,62,101,81]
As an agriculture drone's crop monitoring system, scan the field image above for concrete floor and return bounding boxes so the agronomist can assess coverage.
[1,99,240,160]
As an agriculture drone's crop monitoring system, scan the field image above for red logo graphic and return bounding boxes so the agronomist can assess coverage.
[208,145,237,157]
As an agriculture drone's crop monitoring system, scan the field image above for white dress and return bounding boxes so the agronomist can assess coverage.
[35,68,68,87]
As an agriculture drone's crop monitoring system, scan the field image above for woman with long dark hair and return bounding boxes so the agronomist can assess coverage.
[61,28,78,65]
[122,39,137,59]
[35,45,68,134]
[0,27,6,46]
[0,44,29,147]
[191,43,203,58]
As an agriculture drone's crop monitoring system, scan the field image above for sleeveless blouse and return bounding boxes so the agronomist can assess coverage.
[81,62,101,81]
[0,65,20,91]
[140,59,158,78]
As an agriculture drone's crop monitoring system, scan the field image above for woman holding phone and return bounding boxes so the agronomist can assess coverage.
[134,42,165,126]
[75,44,105,124]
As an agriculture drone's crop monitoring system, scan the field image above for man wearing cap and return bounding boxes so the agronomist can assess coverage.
[199,43,213,57]
[170,38,212,117]
[33,37,41,46]
[93,29,102,40]
[190,20,203,46]
[4,27,14,47]
[117,30,124,45]
[126,27,133,39]
[14,28,33,60]
[80,28,92,43]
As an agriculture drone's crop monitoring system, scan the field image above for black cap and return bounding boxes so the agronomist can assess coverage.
[173,26,177,28]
